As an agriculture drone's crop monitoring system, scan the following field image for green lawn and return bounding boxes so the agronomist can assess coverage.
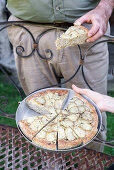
[0,72,113,155]
[0,72,25,127]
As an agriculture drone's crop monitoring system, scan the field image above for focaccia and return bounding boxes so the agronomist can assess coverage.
[19,89,98,150]
[55,25,89,50]
[26,89,69,115]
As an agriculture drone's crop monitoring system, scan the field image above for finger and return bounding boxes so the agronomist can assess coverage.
[72,84,85,94]
[87,29,104,42]
[88,22,100,37]
[74,16,88,26]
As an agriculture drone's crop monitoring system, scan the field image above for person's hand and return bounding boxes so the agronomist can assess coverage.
[74,2,113,42]
[72,84,104,112]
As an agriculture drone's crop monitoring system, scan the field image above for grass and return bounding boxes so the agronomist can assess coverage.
[0,72,25,127]
[104,91,114,156]
[0,72,113,155]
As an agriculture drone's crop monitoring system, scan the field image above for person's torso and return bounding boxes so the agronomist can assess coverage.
[7,0,99,23]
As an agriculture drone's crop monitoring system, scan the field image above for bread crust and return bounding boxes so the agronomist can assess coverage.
[33,138,56,150]
[74,93,98,127]
[58,138,83,150]
[19,120,37,140]
[26,89,69,102]
[83,128,98,144]
[68,93,98,145]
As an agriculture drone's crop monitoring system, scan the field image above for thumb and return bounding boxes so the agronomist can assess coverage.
[72,84,84,94]
[74,16,87,26]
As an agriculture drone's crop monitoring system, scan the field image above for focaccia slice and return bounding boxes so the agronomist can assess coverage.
[33,117,58,150]
[26,89,69,115]
[55,25,88,50]
[19,109,58,140]
[57,111,82,149]
[57,101,98,149]
[67,93,98,121]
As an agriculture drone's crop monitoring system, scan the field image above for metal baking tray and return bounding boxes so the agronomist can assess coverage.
[16,87,102,153]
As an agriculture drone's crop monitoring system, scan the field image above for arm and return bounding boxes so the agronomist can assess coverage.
[74,0,114,42]
[72,84,114,113]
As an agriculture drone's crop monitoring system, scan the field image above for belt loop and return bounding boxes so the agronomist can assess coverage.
[33,43,38,49]
[80,59,84,65]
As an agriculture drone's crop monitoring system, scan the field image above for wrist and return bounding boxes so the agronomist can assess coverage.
[97,0,113,18]
[100,95,114,113]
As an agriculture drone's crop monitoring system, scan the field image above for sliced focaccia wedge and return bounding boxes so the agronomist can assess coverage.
[57,106,98,149]
[32,118,58,150]
[66,93,97,117]
[18,109,59,140]
[26,89,69,115]
[57,113,83,149]
[55,25,89,50]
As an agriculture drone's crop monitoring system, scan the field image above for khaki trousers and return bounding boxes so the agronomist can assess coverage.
[8,15,110,152]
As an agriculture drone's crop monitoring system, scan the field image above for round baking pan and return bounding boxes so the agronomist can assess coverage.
[16,87,102,153]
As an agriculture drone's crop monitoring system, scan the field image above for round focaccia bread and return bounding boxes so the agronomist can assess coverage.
[19,90,99,150]
[55,25,89,50]
[26,89,69,115]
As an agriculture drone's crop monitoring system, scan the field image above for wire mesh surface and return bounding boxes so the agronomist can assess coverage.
[0,124,113,170]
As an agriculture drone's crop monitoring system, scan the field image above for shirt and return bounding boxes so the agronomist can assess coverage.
[7,0,99,23]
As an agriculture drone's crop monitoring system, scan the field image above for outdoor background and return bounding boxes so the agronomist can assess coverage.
[0,0,114,156]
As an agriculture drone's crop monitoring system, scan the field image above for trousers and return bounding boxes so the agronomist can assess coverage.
[8,15,110,152]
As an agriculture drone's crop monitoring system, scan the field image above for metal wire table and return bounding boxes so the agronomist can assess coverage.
[0,124,114,170]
